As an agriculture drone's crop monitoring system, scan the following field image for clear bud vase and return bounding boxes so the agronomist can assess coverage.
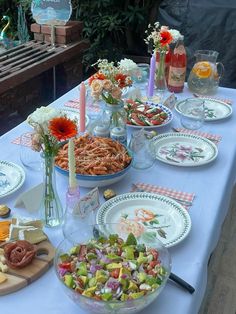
[155,50,167,100]
[63,186,93,241]
[39,153,63,228]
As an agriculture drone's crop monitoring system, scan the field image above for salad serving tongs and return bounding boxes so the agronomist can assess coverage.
[169,272,195,294]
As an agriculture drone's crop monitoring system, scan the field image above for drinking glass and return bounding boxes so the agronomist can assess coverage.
[180,99,205,130]
[20,132,42,171]
[128,128,155,169]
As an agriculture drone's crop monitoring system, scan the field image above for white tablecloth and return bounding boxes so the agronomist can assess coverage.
[1,84,236,314]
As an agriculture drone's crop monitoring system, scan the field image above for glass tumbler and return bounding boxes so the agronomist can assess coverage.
[128,128,155,170]
[20,132,42,171]
[180,98,205,130]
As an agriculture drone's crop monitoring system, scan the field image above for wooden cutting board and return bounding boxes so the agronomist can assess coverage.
[0,240,55,295]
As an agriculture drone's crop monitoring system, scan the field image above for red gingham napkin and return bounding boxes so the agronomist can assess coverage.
[11,132,32,147]
[173,128,221,145]
[193,94,232,105]
[64,99,100,113]
[64,99,80,109]
[131,182,195,211]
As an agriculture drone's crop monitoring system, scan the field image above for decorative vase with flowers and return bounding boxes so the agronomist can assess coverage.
[27,107,77,228]
[145,22,182,94]
[89,59,133,145]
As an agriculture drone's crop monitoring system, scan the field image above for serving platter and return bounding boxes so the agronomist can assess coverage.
[0,240,55,296]
[96,192,191,248]
[0,161,25,198]
[150,133,218,167]
[175,98,232,121]
[125,100,173,128]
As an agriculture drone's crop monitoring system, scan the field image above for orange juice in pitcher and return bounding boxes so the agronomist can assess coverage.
[187,50,224,95]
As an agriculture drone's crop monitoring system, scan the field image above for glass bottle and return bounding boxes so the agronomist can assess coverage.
[167,35,187,93]
[63,186,94,242]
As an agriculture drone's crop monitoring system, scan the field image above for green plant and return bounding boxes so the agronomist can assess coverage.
[71,0,160,70]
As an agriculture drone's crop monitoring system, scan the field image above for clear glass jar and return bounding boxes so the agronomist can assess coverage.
[102,102,127,145]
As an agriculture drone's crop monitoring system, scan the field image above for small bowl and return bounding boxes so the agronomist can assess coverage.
[54,223,171,314]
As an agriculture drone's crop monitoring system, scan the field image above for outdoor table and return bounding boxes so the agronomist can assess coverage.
[1,83,236,314]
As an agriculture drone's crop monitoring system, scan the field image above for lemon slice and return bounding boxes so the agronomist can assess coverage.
[192,61,212,79]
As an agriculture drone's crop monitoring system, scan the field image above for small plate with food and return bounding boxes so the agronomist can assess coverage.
[124,99,173,128]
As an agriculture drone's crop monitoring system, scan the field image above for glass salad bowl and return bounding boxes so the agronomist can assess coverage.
[54,223,171,314]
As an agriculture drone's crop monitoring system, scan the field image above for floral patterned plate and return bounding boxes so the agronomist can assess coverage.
[175,98,232,121]
[150,132,218,166]
[96,192,191,248]
[0,161,25,198]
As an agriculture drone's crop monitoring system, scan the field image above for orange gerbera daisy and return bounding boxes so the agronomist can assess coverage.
[160,30,173,47]
[49,117,77,141]
[115,73,129,88]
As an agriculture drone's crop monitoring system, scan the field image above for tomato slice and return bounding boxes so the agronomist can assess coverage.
[131,113,146,126]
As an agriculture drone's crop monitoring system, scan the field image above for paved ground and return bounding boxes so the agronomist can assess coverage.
[0,111,24,135]
[199,185,236,314]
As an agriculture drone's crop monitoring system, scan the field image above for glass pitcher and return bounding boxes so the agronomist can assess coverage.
[187,50,224,95]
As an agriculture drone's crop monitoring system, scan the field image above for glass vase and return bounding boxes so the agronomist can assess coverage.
[155,50,167,93]
[39,153,63,228]
[102,102,127,145]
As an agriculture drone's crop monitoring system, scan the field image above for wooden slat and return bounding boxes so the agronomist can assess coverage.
[0,42,51,66]
[0,40,89,94]
[0,45,54,72]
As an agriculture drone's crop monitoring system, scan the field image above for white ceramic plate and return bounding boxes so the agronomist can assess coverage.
[60,108,90,127]
[175,98,233,121]
[150,132,218,167]
[0,161,25,198]
[126,103,173,129]
[96,192,191,247]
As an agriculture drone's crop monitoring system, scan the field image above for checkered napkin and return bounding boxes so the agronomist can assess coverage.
[64,99,100,113]
[173,128,221,145]
[193,93,232,105]
[11,132,32,147]
[131,182,195,211]
[64,98,80,109]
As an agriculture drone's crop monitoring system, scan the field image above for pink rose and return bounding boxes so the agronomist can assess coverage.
[111,86,122,100]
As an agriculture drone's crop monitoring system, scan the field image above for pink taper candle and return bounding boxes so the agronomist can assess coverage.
[79,82,86,133]
[147,53,156,98]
